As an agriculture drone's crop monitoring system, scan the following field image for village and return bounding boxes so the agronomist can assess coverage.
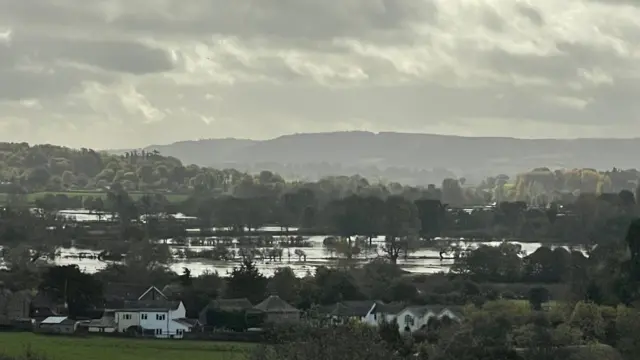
[0,282,462,339]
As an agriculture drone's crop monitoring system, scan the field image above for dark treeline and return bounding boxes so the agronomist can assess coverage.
[11,181,640,249]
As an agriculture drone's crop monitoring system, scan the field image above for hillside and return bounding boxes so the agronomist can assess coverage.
[140,132,640,183]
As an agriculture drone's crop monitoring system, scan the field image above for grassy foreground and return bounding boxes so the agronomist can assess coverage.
[0,333,252,360]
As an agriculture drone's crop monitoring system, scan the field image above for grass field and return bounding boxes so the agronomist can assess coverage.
[0,191,190,205]
[0,333,252,360]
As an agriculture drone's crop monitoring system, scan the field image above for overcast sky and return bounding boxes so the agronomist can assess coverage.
[1,0,639,149]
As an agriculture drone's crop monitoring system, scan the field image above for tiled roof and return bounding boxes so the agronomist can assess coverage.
[206,298,253,311]
[112,300,180,312]
[82,316,116,328]
[254,296,299,313]
[374,302,406,315]
[173,318,199,327]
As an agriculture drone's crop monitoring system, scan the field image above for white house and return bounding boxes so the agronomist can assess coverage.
[88,285,195,339]
[319,301,377,326]
[368,302,406,326]
[396,306,461,333]
[113,300,193,338]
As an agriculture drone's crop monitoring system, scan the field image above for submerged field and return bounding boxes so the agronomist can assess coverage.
[0,333,252,360]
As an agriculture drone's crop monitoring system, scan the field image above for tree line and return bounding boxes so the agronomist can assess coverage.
[2,143,640,207]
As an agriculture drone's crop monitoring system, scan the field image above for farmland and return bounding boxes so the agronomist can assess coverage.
[0,333,252,360]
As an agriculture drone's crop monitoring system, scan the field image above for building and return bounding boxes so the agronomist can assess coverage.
[95,285,196,339]
[80,312,117,333]
[370,302,406,326]
[318,301,378,326]
[38,316,77,334]
[112,300,192,338]
[254,295,300,323]
[395,305,462,333]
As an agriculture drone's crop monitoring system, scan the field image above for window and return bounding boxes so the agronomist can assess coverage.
[122,314,131,320]
[141,314,148,320]
[176,329,184,336]
[155,329,162,335]
[404,315,414,327]
[156,314,166,321]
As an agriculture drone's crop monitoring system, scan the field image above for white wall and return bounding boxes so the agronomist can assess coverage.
[115,312,140,332]
[88,327,115,333]
[139,311,171,337]
[114,302,191,339]
[395,310,436,333]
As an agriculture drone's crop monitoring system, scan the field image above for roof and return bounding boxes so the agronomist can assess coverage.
[322,301,376,318]
[254,296,299,313]
[41,316,71,324]
[173,318,199,327]
[81,316,116,328]
[113,300,181,312]
[399,305,463,319]
[205,298,253,311]
[374,302,406,315]
[137,286,168,301]
[104,283,150,300]
[103,283,167,302]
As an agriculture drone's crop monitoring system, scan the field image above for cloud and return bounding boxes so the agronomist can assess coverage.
[0,0,639,149]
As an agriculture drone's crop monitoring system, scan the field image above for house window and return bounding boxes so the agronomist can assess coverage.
[141,314,148,320]
[122,314,131,320]
[177,329,184,335]
[404,315,415,327]
[155,329,162,335]
[156,314,166,321]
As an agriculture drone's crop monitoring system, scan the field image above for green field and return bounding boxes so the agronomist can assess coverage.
[0,191,190,205]
[0,333,252,360]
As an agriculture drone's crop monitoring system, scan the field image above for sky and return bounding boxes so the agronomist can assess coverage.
[1,0,640,149]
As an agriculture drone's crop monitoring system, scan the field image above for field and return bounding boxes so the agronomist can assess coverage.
[0,333,252,360]
[0,191,190,205]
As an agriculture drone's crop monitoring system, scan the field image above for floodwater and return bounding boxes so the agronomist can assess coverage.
[52,237,581,277]
[38,210,587,277]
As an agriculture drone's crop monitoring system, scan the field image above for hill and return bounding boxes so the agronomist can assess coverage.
[139,132,640,183]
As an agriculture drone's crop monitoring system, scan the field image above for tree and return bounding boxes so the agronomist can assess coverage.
[268,267,299,304]
[226,259,268,304]
[39,265,103,318]
[528,287,550,311]
[379,196,420,264]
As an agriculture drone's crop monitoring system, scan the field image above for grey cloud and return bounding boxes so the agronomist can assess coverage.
[516,4,545,26]
[1,0,640,148]
[1,0,437,43]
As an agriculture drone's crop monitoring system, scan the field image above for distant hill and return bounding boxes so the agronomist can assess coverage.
[129,132,640,184]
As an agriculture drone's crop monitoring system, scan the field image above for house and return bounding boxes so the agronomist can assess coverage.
[319,301,377,325]
[80,311,117,333]
[99,285,196,339]
[37,316,77,334]
[103,283,167,308]
[198,298,254,326]
[371,302,406,326]
[396,305,462,333]
[254,295,300,323]
[112,300,192,338]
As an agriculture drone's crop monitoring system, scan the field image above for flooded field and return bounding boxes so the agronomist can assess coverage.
[53,236,577,277]
[31,210,587,277]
